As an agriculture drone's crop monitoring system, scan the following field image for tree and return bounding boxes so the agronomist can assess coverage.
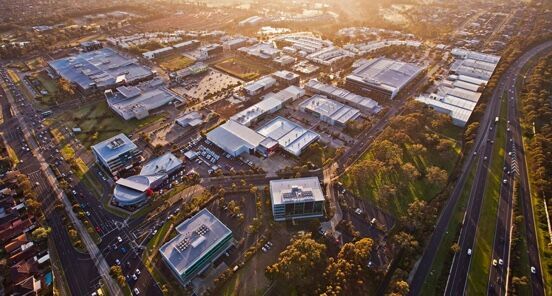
[450,243,461,254]
[31,227,51,241]
[321,238,374,295]
[390,280,410,296]
[426,166,448,185]
[393,231,419,254]
[266,233,327,293]
[401,162,420,181]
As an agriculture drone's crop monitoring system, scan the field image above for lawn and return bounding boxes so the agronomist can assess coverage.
[52,100,165,148]
[158,55,194,72]
[467,95,507,294]
[421,161,478,295]
[214,57,271,81]
[25,57,46,71]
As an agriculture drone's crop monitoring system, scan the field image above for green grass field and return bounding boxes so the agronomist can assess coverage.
[467,95,508,294]
[52,101,164,148]
[421,161,478,294]
[158,55,194,72]
[214,57,271,81]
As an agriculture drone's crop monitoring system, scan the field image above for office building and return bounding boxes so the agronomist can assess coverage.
[91,133,141,175]
[270,177,325,221]
[345,57,424,99]
[160,209,233,286]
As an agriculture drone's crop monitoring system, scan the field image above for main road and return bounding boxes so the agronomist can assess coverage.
[409,40,552,296]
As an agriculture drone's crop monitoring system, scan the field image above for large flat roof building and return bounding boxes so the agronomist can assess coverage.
[306,47,355,66]
[345,57,424,99]
[160,209,233,286]
[263,85,305,104]
[91,133,140,175]
[256,116,319,157]
[305,79,381,114]
[299,95,361,126]
[230,97,282,127]
[243,76,276,96]
[270,177,325,221]
[206,120,266,157]
[48,48,153,93]
[416,49,500,127]
[105,78,182,120]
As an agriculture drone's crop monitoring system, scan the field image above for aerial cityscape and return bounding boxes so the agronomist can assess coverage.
[0,0,551,295]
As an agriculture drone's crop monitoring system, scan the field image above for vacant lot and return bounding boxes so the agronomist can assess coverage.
[50,101,165,147]
[158,55,194,72]
[214,58,271,81]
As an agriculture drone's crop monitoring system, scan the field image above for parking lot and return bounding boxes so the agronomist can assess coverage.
[171,69,241,101]
[179,137,255,177]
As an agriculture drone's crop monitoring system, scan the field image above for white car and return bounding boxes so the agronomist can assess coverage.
[355,208,363,215]
[498,259,503,265]
[115,259,121,265]
[467,249,472,256]
[117,236,123,243]
[132,274,137,281]
[133,288,140,295]
[531,266,536,274]
[492,259,498,266]
[135,269,141,275]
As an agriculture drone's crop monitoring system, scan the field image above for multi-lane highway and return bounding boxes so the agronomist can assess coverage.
[410,41,552,296]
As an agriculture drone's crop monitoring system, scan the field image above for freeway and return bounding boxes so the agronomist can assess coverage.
[510,51,549,296]
[409,40,552,296]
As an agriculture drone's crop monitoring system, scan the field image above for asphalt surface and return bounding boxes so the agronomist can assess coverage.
[409,41,552,296]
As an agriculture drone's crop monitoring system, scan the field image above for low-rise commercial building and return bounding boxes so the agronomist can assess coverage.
[306,47,355,67]
[299,95,361,126]
[256,116,319,157]
[230,97,282,127]
[237,42,280,60]
[176,112,203,128]
[243,76,276,96]
[160,209,233,286]
[91,133,141,175]
[206,120,266,157]
[272,70,300,86]
[105,78,182,120]
[305,79,381,114]
[345,57,424,100]
[263,85,305,104]
[270,177,325,221]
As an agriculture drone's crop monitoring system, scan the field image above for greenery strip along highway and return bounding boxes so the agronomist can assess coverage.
[420,160,478,294]
[467,94,508,294]
[508,181,532,295]
[518,54,552,293]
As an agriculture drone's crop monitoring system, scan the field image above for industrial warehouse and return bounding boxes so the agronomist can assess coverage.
[345,57,425,99]
[416,48,500,126]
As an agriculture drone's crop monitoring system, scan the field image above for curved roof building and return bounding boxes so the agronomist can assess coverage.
[112,153,182,206]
